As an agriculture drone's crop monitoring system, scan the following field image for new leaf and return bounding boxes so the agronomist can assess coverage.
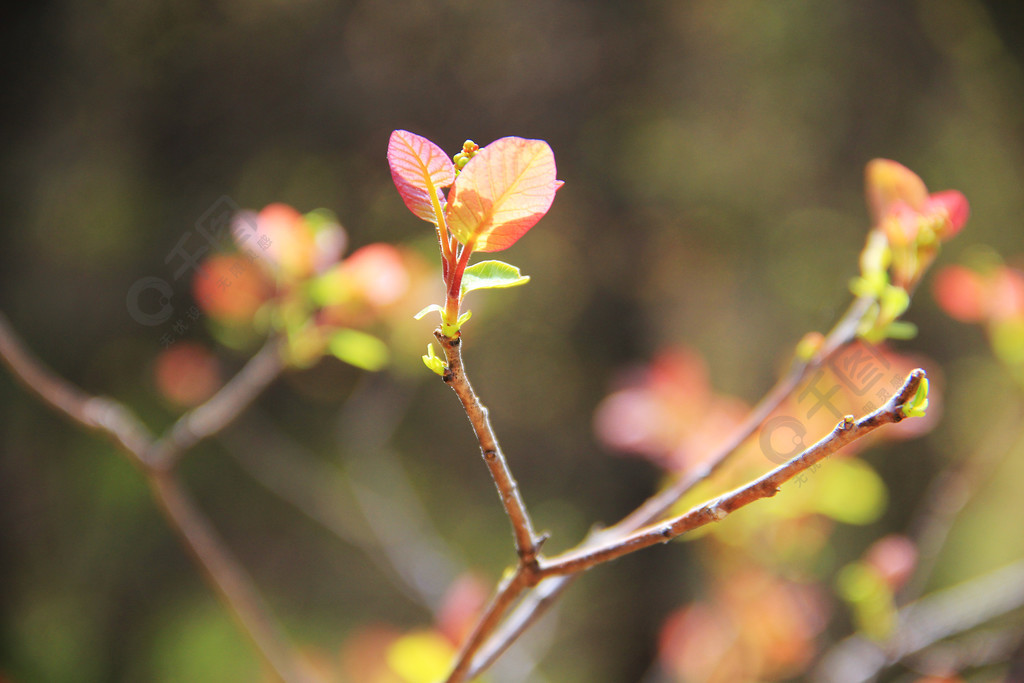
[461,260,530,295]
[446,137,561,253]
[387,130,456,225]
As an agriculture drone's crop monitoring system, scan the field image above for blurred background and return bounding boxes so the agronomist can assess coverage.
[2,1,1024,681]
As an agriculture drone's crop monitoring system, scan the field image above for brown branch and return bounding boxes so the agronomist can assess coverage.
[536,369,925,578]
[0,311,307,683]
[148,336,285,469]
[149,470,310,683]
[436,298,909,682]
[0,311,153,462]
[435,330,543,564]
[455,295,875,677]
[466,574,576,680]
[445,566,533,683]
[605,293,874,538]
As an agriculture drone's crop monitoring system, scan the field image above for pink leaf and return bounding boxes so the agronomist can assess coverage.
[925,189,970,240]
[387,130,456,224]
[446,137,561,252]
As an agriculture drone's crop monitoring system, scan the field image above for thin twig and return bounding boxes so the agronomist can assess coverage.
[537,369,925,578]
[435,330,543,564]
[0,311,153,462]
[467,574,577,680]
[0,311,307,683]
[606,294,873,538]
[445,566,533,683]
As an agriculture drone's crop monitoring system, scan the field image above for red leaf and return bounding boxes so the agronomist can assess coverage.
[925,189,970,240]
[446,137,561,252]
[387,130,456,224]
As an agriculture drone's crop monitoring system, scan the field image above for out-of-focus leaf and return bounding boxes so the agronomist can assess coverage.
[812,457,887,525]
[192,254,273,323]
[386,631,454,683]
[460,260,530,295]
[991,318,1024,366]
[387,130,455,225]
[446,137,561,252]
[328,328,389,371]
[154,342,221,407]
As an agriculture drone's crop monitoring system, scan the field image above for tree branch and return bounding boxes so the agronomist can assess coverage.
[604,293,874,538]
[149,470,310,683]
[536,369,924,578]
[0,311,307,683]
[0,311,153,463]
[445,566,533,683]
[453,296,875,677]
[814,558,1024,683]
[435,330,543,564]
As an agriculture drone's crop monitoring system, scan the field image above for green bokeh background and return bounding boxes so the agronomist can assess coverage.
[2,1,1023,681]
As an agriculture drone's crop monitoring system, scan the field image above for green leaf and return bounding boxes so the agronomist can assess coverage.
[460,260,531,295]
[414,303,444,321]
[328,329,389,371]
[421,343,447,376]
[440,310,472,337]
[902,376,929,418]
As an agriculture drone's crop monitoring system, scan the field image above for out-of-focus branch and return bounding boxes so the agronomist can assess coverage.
[900,402,1024,604]
[149,336,285,469]
[149,470,309,683]
[814,559,1024,683]
[0,311,153,462]
[0,311,307,683]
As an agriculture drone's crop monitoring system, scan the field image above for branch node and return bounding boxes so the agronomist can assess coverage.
[709,499,729,521]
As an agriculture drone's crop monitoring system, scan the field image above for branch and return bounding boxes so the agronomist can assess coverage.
[0,311,153,463]
[445,566,534,683]
[148,336,285,469]
[0,311,307,683]
[536,369,925,578]
[466,574,576,680]
[814,558,1024,683]
[149,470,310,683]
[604,293,874,538]
[435,330,543,564]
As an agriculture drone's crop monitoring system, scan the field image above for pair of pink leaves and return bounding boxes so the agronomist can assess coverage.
[387,130,562,253]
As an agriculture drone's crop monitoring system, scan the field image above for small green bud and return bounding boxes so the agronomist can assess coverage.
[422,343,448,376]
[902,376,929,418]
